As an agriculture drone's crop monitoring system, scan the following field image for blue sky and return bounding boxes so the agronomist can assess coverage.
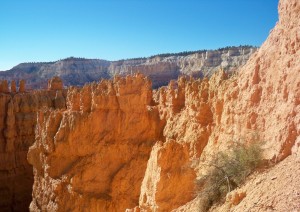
[0,0,278,71]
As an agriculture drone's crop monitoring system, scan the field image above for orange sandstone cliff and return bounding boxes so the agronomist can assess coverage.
[24,0,300,211]
[28,75,164,211]
[138,0,299,210]
[0,81,67,211]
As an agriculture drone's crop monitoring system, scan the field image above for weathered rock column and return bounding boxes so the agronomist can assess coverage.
[1,80,9,93]
[19,80,26,92]
[11,80,17,92]
[48,76,63,90]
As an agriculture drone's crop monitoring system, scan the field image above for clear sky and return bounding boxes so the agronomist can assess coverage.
[0,0,278,71]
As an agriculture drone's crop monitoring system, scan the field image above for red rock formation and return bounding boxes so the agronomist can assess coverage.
[1,80,9,93]
[207,0,300,162]
[0,90,67,211]
[25,0,299,211]
[137,71,228,211]
[19,80,26,92]
[48,76,63,90]
[136,0,300,210]
[28,74,164,211]
[11,80,17,92]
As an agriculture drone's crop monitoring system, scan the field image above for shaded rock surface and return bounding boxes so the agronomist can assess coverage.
[0,88,67,211]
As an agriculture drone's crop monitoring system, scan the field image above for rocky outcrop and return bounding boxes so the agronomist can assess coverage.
[210,0,300,162]
[110,46,256,88]
[0,59,111,89]
[0,78,67,211]
[1,81,9,93]
[0,46,256,89]
[137,0,300,210]
[0,0,296,211]
[136,71,230,211]
[48,76,63,90]
[26,0,299,211]
[19,80,26,93]
[145,0,299,210]
[27,74,164,211]
[11,81,17,93]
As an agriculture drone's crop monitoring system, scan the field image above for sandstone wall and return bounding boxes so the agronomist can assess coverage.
[0,86,67,211]
[25,0,300,211]
[136,0,300,210]
[27,74,164,211]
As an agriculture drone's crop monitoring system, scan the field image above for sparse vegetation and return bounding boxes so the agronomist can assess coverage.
[196,140,263,211]
[118,45,257,61]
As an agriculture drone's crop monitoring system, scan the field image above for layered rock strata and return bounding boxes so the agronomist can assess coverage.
[0,46,256,89]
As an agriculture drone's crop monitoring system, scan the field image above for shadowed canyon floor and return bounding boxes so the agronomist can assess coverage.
[0,0,299,211]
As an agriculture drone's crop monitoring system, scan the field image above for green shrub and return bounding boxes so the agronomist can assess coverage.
[196,141,263,211]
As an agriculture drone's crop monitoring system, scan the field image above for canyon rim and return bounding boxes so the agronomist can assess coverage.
[0,0,299,211]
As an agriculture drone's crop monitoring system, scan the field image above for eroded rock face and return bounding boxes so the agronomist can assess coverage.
[0,80,9,93]
[11,80,17,92]
[48,76,63,90]
[139,141,197,211]
[25,0,300,211]
[211,0,300,162]
[19,80,26,93]
[0,90,67,211]
[28,74,164,211]
[137,71,229,211]
[135,0,300,210]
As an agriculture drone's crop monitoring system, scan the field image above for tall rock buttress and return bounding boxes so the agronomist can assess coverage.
[0,77,67,211]
[28,74,164,211]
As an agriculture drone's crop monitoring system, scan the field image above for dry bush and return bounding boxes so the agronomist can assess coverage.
[196,141,263,211]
